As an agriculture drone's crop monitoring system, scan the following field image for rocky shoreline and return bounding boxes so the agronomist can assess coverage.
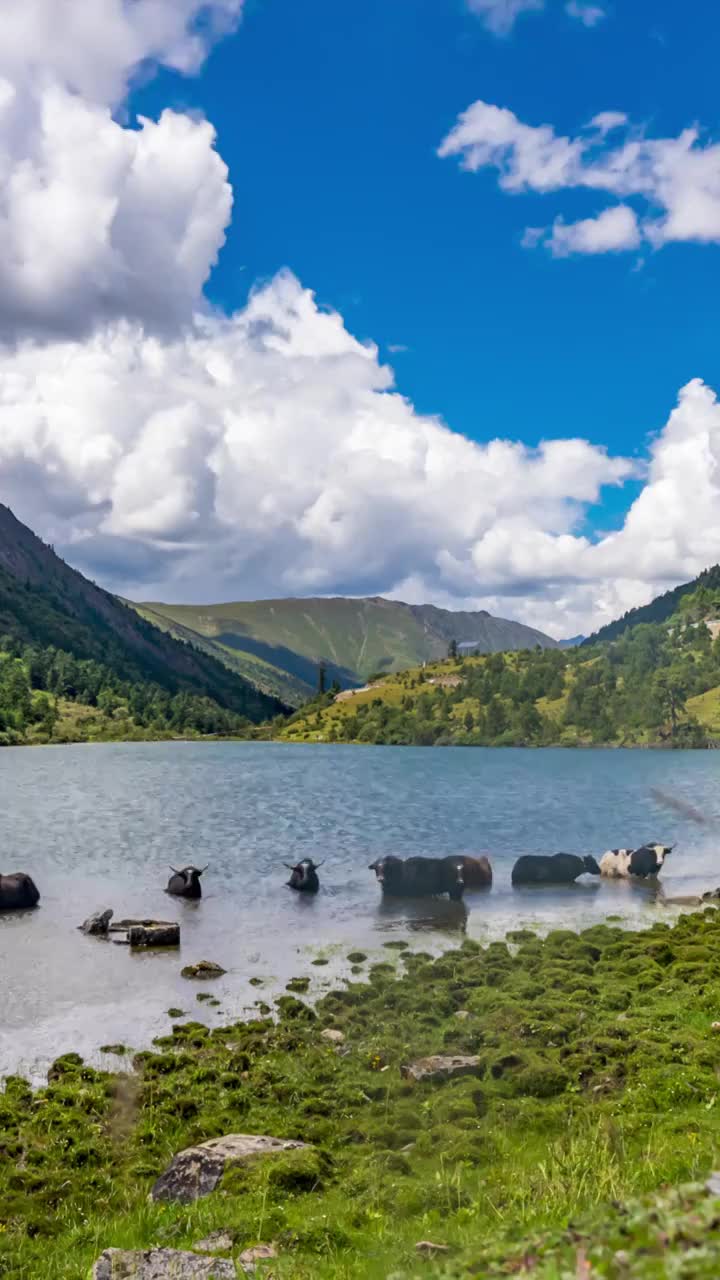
[5,910,720,1276]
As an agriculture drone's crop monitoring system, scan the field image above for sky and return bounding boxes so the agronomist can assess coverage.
[1,0,720,638]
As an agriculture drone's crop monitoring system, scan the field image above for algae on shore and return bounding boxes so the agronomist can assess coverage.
[4,910,720,1276]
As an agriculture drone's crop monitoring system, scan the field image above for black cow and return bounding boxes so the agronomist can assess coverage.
[369,855,469,901]
[0,872,40,910]
[166,866,207,899]
[511,853,601,886]
[286,859,323,893]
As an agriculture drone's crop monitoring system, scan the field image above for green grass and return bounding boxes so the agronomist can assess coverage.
[6,912,720,1276]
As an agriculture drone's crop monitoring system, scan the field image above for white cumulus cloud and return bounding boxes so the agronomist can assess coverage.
[565,1,606,27]
[0,270,638,635]
[439,99,720,255]
[531,205,641,256]
[465,0,544,35]
[0,0,241,337]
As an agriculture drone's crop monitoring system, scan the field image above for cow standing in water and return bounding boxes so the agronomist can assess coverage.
[0,873,40,910]
[512,853,601,886]
[599,844,673,879]
[369,854,492,901]
[286,859,323,894]
[166,866,207,899]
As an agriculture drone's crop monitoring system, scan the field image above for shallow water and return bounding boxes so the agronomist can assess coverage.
[1,741,719,1079]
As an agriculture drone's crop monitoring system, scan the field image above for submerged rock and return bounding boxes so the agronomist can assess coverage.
[400,1054,482,1084]
[181,960,226,979]
[151,1133,310,1204]
[92,1248,234,1278]
[78,909,114,936]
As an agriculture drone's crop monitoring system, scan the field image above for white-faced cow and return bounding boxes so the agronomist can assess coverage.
[512,853,601,886]
[599,843,673,879]
[166,866,207,899]
[286,859,323,894]
[0,872,40,910]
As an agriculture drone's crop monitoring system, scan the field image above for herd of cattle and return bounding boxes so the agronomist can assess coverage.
[0,842,675,912]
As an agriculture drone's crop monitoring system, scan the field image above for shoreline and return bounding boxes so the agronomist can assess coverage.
[5,908,720,1276]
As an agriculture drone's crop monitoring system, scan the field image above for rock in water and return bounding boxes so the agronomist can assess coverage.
[128,922,180,948]
[181,960,226,979]
[92,1248,235,1278]
[400,1054,483,1083]
[78,909,114,936]
[151,1133,310,1204]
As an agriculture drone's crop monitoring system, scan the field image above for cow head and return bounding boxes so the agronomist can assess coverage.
[170,865,207,894]
[583,855,602,876]
[646,843,674,869]
[368,856,401,887]
[285,859,323,891]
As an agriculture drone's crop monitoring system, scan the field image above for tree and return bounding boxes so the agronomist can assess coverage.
[653,667,689,734]
[317,662,327,696]
[448,638,459,661]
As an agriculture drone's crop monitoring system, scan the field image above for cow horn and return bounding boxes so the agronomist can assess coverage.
[284,863,296,871]
[169,866,180,875]
[314,860,325,869]
[200,865,209,873]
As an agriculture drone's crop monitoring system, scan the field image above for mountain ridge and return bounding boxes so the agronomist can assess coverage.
[134,593,558,706]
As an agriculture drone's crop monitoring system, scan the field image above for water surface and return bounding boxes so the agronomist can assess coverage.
[1,742,718,1079]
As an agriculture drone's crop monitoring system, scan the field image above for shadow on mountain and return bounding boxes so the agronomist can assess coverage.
[216,633,360,692]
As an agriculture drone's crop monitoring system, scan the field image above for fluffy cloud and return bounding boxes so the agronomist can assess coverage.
[0,1,240,337]
[526,204,641,255]
[439,100,720,255]
[466,0,606,32]
[465,0,544,35]
[0,270,637,634]
[4,269,720,637]
[565,2,606,26]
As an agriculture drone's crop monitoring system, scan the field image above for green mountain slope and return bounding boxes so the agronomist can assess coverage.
[0,504,284,728]
[283,579,720,747]
[585,564,720,646]
[135,595,557,706]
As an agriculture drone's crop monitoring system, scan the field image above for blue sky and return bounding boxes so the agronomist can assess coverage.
[135,0,720,460]
[1,0,720,637]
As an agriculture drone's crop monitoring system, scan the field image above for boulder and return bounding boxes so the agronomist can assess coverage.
[239,1244,277,1274]
[109,919,180,947]
[79,909,114,936]
[320,1028,345,1045]
[181,960,226,980]
[151,1133,310,1204]
[192,1232,234,1255]
[92,1248,234,1278]
[400,1054,482,1083]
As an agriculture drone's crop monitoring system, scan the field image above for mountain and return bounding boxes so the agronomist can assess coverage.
[134,595,558,707]
[584,565,720,646]
[0,504,283,724]
[558,635,585,649]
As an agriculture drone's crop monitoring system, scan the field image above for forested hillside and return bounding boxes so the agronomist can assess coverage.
[586,564,720,646]
[283,580,720,747]
[0,505,285,743]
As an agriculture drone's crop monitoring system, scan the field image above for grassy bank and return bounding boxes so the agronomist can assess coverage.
[4,911,720,1277]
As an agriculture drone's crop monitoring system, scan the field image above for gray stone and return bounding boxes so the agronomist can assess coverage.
[192,1233,234,1255]
[400,1054,482,1083]
[320,1028,345,1045]
[151,1133,310,1204]
[239,1244,277,1274]
[92,1248,235,1278]
[79,909,114,936]
[454,1010,470,1021]
[706,1171,720,1196]
[415,1241,450,1256]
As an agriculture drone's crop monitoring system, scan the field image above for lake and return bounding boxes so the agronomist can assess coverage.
[1,741,719,1080]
